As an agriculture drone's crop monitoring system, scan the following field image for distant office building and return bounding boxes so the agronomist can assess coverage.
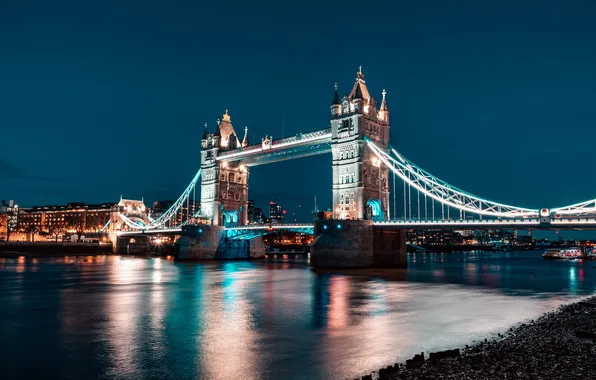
[253,208,266,224]
[153,200,174,214]
[269,201,284,223]
[152,199,200,227]
[18,202,115,234]
[246,200,266,224]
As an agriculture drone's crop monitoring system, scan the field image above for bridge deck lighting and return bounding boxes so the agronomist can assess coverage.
[323,225,328,230]
[337,224,342,229]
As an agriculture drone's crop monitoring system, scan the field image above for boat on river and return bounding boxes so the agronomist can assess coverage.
[542,248,582,260]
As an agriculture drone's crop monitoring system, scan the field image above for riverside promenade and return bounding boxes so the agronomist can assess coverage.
[364,296,596,380]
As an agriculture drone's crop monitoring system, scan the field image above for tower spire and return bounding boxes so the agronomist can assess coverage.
[380,89,388,111]
[332,82,340,105]
[378,89,389,123]
[242,126,249,147]
[202,122,209,139]
[222,109,231,122]
[349,65,370,101]
[357,65,364,80]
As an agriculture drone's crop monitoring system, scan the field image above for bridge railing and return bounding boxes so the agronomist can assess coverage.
[228,223,314,230]
[374,218,543,225]
[217,128,331,160]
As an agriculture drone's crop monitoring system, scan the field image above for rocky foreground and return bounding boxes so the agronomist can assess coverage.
[359,296,596,380]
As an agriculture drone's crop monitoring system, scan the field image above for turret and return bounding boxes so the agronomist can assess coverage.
[242,126,249,147]
[378,89,389,124]
[202,122,209,139]
[217,110,240,150]
[331,82,341,117]
[349,66,371,114]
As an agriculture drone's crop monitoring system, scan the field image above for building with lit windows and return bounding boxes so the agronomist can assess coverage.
[269,201,284,223]
[0,200,19,240]
[18,202,115,234]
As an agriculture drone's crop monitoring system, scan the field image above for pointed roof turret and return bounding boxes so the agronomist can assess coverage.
[380,89,388,111]
[202,122,209,139]
[222,109,231,122]
[332,82,340,105]
[349,65,371,101]
[242,126,249,146]
[217,109,238,149]
[214,119,221,137]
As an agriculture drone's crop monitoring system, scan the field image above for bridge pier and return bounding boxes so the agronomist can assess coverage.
[174,225,266,261]
[310,220,406,269]
[110,233,150,254]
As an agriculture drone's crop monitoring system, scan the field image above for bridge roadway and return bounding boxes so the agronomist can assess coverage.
[116,217,596,238]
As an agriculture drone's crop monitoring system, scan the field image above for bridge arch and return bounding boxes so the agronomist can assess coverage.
[222,210,239,227]
[365,199,385,221]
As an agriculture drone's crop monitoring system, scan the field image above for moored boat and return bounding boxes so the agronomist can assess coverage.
[542,247,582,260]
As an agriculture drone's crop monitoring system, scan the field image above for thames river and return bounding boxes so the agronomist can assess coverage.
[0,251,593,380]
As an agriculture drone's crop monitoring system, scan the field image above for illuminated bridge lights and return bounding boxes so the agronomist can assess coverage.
[115,126,595,233]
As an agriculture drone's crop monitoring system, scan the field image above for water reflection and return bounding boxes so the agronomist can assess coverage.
[0,251,595,380]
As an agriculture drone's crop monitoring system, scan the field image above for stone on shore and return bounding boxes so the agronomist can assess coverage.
[364,296,596,380]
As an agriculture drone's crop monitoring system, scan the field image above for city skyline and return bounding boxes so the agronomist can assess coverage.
[2,1,596,226]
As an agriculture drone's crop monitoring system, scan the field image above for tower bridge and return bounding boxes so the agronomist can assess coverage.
[111,67,596,267]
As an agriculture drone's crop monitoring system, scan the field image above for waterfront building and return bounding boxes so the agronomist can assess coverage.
[18,202,115,235]
[407,229,463,246]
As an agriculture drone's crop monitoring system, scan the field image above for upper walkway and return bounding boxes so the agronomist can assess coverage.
[216,128,332,166]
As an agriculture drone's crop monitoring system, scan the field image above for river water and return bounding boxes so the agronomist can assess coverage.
[0,251,593,380]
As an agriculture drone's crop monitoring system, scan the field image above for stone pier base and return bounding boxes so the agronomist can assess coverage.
[174,225,266,261]
[110,234,150,254]
[310,220,407,269]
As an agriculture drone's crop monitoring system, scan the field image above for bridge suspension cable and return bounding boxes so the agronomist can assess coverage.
[365,137,540,218]
[118,168,202,230]
[551,199,596,216]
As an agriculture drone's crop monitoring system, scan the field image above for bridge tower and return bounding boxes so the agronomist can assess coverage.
[311,68,405,269]
[330,67,390,221]
[200,110,249,226]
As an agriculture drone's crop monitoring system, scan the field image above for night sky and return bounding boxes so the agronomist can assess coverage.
[1,1,595,228]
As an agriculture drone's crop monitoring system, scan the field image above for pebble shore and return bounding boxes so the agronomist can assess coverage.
[360,296,596,380]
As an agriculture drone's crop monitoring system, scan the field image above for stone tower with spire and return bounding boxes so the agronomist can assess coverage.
[200,110,249,226]
[330,67,391,220]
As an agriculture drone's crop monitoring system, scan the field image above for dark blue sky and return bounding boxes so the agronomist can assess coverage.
[1,1,595,225]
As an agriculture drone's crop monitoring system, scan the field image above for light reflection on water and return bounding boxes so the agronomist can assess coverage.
[0,251,594,380]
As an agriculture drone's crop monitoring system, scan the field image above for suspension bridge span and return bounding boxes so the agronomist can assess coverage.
[109,68,596,267]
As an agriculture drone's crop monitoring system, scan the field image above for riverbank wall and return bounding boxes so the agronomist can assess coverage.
[0,242,113,255]
[356,296,596,380]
